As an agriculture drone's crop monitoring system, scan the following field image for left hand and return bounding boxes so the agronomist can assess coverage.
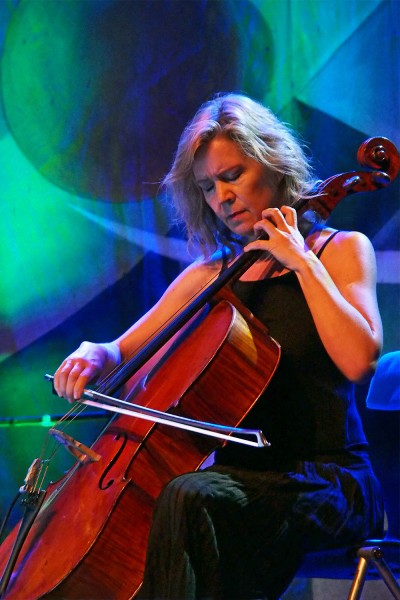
[244,205,310,271]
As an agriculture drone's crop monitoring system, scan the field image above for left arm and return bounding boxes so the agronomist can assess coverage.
[245,207,383,383]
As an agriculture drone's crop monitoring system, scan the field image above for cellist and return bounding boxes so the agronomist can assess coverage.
[54,93,384,599]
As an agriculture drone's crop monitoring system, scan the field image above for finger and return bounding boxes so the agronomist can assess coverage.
[260,207,284,224]
[244,239,271,253]
[65,362,94,402]
[259,207,291,232]
[252,221,273,243]
[253,217,274,233]
[253,209,286,238]
[280,205,297,227]
[54,359,74,398]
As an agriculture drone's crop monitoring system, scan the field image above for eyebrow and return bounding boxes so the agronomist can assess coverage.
[195,165,242,185]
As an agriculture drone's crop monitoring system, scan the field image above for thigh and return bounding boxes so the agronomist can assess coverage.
[141,462,383,599]
[288,460,384,550]
[144,468,306,599]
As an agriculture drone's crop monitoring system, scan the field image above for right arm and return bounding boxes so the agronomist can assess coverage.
[53,259,221,402]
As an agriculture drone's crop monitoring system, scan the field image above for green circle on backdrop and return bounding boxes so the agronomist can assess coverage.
[1,0,272,202]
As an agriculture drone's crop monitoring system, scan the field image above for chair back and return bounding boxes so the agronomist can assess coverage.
[361,351,400,539]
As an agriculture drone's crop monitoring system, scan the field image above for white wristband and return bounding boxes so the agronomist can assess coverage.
[98,341,122,373]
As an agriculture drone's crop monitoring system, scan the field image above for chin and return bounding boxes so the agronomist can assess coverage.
[226,221,252,236]
[238,228,256,241]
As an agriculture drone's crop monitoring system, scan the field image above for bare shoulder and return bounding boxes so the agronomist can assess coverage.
[321,229,375,259]
[310,227,374,256]
[118,256,224,352]
[159,254,223,307]
[315,229,377,284]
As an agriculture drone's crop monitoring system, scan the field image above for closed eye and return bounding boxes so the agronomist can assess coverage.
[221,169,242,183]
[198,181,214,194]
[196,168,243,194]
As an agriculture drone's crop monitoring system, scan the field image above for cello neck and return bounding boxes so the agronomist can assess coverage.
[98,136,400,395]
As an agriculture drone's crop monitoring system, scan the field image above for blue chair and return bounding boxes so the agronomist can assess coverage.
[296,352,400,600]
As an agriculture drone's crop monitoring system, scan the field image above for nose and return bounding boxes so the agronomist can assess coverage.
[213,181,234,205]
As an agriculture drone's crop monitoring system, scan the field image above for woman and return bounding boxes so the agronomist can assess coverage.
[54,94,384,599]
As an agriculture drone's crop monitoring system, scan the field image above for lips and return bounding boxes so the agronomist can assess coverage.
[226,210,246,222]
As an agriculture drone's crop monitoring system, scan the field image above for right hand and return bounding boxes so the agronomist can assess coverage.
[53,341,110,403]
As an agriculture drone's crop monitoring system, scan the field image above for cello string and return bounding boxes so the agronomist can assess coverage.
[95,259,230,391]
[30,401,95,493]
[36,216,302,485]
[33,460,49,495]
[94,193,321,393]
[48,196,323,429]
[34,403,89,486]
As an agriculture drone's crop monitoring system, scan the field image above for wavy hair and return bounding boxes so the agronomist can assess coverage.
[163,93,319,258]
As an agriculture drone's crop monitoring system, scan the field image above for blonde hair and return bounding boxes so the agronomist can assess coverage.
[163,93,319,257]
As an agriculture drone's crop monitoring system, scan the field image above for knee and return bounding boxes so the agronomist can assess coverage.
[149,472,211,542]
[155,471,218,521]
[158,471,208,506]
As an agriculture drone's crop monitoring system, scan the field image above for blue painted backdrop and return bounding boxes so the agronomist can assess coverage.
[0,0,399,537]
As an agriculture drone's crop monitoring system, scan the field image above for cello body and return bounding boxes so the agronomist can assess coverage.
[0,299,280,599]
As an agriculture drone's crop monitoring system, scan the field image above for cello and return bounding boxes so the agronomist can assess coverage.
[0,137,398,599]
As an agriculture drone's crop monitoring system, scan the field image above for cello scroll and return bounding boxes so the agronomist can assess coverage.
[297,136,400,219]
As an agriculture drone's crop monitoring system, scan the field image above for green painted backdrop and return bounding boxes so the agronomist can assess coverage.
[0,0,399,541]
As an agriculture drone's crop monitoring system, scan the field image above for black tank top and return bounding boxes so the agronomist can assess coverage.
[215,232,368,470]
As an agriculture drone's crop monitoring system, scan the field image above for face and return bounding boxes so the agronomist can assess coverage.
[193,134,281,240]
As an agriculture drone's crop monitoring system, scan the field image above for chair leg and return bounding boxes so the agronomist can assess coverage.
[347,556,369,600]
[347,546,400,600]
[372,556,400,600]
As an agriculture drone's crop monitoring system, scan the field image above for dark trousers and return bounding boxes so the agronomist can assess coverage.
[139,461,384,600]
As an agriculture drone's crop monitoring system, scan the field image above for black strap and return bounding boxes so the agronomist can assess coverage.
[316,230,341,259]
